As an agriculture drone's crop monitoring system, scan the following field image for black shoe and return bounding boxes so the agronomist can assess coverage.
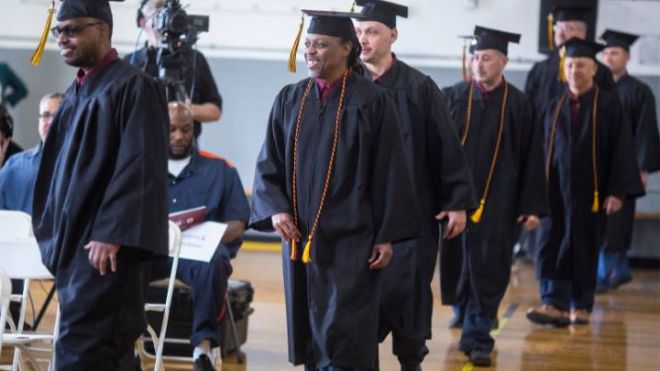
[449,315,464,329]
[611,275,632,288]
[468,349,492,367]
[194,354,215,371]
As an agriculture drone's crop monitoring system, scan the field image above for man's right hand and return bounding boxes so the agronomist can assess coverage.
[272,213,301,241]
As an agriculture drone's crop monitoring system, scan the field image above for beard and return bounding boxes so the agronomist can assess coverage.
[61,42,100,68]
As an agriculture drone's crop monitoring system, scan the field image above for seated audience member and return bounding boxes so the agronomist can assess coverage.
[0,93,63,212]
[150,102,250,371]
[0,103,23,168]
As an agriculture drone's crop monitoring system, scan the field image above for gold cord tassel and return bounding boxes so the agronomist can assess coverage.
[288,15,305,73]
[31,0,55,66]
[349,1,356,12]
[461,42,468,82]
[302,236,312,264]
[547,13,555,52]
[558,46,567,82]
[290,239,298,260]
[470,198,486,224]
[592,191,600,213]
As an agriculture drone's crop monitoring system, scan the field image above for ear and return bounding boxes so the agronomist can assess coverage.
[342,40,353,58]
[391,28,398,43]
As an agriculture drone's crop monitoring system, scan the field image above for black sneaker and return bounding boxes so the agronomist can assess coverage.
[468,349,492,367]
[194,354,215,371]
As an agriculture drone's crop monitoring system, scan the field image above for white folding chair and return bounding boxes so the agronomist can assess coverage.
[141,221,182,371]
[0,269,12,353]
[0,211,58,371]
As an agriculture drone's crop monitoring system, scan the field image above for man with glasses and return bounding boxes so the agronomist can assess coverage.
[0,93,62,213]
[32,0,170,369]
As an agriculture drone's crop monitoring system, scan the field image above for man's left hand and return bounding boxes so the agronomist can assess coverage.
[605,196,623,215]
[435,210,467,239]
[84,241,120,276]
[368,243,393,270]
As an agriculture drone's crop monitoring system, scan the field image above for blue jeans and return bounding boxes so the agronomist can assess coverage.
[598,251,632,284]
[540,279,595,311]
[459,298,495,354]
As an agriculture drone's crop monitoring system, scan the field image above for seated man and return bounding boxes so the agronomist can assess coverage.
[0,103,23,168]
[0,93,63,212]
[150,102,250,371]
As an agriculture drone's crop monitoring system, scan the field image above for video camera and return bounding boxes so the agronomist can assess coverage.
[152,0,209,101]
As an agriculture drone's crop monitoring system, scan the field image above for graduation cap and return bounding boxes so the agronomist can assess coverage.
[600,29,639,51]
[353,0,408,29]
[546,0,593,52]
[288,9,365,73]
[471,25,521,56]
[562,37,606,60]
[31,0,123,66]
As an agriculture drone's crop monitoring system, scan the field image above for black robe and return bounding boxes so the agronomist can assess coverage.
[604,74,660,252]
[537,86,644,282]
[364,58,476,343]
[525,52,616,117]
[439,81,548,317]
[33,59,169,271]
[250,71,419,369]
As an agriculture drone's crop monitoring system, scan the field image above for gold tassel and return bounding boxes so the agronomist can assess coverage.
[461,41,468,82]
[558,46,567,82]
[290,239,298,261]
[592,191,600,213]
[288,15,305,73]
[470,198,486,224]
[349,1,356,13]
[31,0,56,66]
[302,237,312,264]
[547,12,555,52]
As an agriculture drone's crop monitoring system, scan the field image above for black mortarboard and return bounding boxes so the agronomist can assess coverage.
[288,9,365,72]
[600,29,639,51]
[471,25,521,56]
[562,37,606,60]
[355,0,408,29]
[553,5,590,22]
[57,0,124,26]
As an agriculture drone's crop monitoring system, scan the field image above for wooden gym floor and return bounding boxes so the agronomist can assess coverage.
[4,244,660,370]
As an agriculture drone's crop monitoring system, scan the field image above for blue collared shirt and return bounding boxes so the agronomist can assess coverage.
[0,145,42,214]
[169,149,250,257]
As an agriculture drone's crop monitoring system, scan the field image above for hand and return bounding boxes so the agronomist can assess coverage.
[435,210,466,239]
[271,213,301,241]
[368,242,393,270]
[605,196,623,215]
[640,171,649,190]
[517,215,540,231]
[84,241,120,276]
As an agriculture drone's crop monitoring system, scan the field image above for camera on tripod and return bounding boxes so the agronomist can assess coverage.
[153,0,210,101]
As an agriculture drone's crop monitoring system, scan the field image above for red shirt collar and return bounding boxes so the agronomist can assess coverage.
[76,48,119,88]
[567,83,596,102]
[315,74,343,104]
[475,78,504,102]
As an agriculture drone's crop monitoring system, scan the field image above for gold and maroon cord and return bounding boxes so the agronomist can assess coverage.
[460,79,510,223]
[290,68,351,263]
[546,87,601,213]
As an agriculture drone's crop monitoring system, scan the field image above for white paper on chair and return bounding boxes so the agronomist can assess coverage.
[175,221,227,262]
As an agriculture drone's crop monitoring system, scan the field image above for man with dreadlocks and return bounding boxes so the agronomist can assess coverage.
[250,9,419,371]
[440,26,547,367]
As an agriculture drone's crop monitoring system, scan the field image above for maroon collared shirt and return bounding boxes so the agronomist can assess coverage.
[567,84,597,125]
[315,76,342,105]
[75,48,119,88]
[476,79,504,102]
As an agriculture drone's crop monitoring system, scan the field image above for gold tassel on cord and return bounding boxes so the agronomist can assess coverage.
[288,15,305,73]
[461,41,468,82]
[547,12,555,52]
[470,198,485,224]
[290,239,298,260]
[302,236,312,264]
[558,46,567,82]
[31,0,56,66]
[592,191,600,213]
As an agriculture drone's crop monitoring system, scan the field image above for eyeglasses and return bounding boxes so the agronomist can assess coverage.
[50,21,102,38]
[39,111,55,119]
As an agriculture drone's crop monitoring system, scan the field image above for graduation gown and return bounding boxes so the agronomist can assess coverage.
[604,74,660,252]
[439,81,547,317]
[525,51,616,116]
[33,59,169,272]
[250,71,419,369]
[537,86,645,282]
[364,58,476,342]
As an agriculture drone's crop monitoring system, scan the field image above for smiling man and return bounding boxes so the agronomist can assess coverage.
[250,9,419,371]
[31,0,169,369]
